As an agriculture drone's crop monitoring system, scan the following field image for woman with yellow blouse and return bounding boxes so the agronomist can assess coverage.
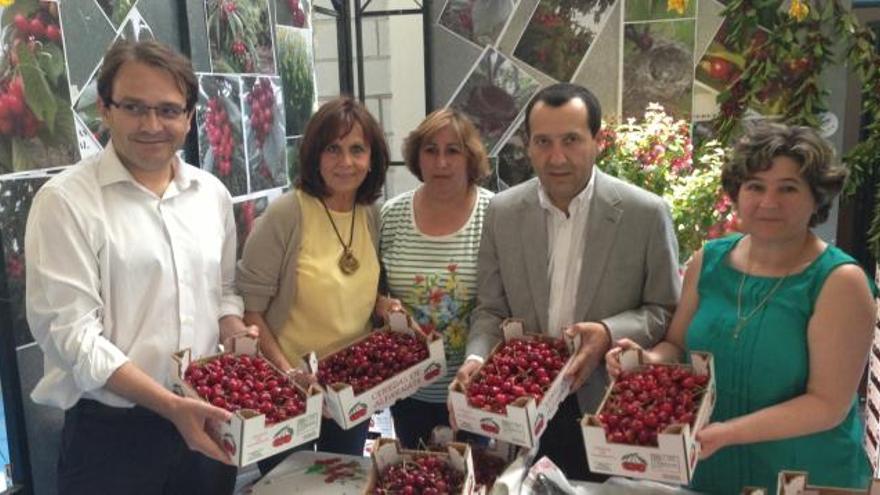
[237,96,398,474]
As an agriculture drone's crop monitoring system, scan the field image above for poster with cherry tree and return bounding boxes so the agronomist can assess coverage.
[446,47,539,154]
[0,1,79,173]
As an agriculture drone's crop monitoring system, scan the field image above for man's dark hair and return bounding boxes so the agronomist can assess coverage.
[524,83,602,138]
[98,39,198,112]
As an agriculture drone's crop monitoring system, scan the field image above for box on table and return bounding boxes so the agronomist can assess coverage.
[250,451,371,495]
[430,426,530,494]
[777,471,880,495]
[305,311,446,430]
[171,337,323,466]
[365,438,477,495]
[581,350,715,484]
[447,319,579,448]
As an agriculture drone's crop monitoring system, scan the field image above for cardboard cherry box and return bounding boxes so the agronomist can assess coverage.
[776,471,880,495]
[580,350,715,484]
[365,438,477,495]
[171,337,323,467]
[305,311,446,430]
[430,426,530,494]
[447,319,580,449]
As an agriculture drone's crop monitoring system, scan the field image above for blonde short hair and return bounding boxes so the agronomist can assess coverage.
[403,109,490,184]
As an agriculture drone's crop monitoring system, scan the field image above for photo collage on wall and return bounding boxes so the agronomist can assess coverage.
[196,0,318,248]
[691,0,787,144]
[437,1,620,192]
[274,0,317,188]
[0,1,79,175]
[621,0,696,122]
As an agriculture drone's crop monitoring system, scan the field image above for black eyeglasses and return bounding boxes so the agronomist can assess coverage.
[107,99,188,121]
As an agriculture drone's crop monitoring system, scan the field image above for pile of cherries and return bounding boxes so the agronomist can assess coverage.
[247,78,275,149]
[371,454,464,495]
[465,338,570,413]
[184,353,306,425]
[205,97,234,176]
[12,12,61,44]
[0,77,40,138]
[597,364,709,447]
[317,331,429,394]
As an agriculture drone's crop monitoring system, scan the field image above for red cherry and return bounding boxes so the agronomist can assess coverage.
[28,18,45,38]
[45,24,61,43]
[13,14,29,34]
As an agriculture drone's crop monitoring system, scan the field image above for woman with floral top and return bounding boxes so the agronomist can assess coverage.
[380,109,493,448]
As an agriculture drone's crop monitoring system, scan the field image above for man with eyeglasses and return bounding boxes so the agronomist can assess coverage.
[24,39,255,494]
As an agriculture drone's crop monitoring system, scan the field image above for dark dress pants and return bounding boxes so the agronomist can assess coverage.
[58,399,237,495]
[534,394,610,483]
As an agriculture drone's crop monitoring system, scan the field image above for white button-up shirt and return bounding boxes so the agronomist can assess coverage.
[25,144,243,409]
[538,167,595,337]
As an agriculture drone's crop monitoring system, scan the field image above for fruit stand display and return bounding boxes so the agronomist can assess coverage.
[448,319,579,448]
[306,311,446,430]
[171,336,323,466]
[776,471,880,495]
[581,350,715,484]
[366,438,476,495]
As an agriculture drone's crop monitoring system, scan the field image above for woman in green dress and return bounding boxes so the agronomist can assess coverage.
[606,121,876,493]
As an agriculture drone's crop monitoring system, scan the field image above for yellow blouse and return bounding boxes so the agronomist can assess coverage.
[277,190,379,361]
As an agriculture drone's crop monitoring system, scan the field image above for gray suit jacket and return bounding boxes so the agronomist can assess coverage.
[466,171,681,413]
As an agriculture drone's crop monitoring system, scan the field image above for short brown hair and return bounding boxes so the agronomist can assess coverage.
[403,108,490,184]
[722,120,847,227]
[295,97,388,204]
[98,39,198,111]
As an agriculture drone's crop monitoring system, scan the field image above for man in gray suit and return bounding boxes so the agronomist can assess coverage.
[456,83,681,480]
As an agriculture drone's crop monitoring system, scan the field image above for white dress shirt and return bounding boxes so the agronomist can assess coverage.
[25,144,243,409]
[538,168,595,337]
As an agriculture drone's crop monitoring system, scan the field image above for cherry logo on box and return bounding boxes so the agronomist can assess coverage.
[273,426,294,447]
[533,413,545,435]
[621,453,647,473]
[348,402,368,421]
[480,418,500,434]
[423,362,442,381]
[222,433,237,455]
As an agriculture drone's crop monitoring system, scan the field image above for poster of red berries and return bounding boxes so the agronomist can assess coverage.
[206,0,276,74]
[243,76,288,191]
[513,0,615,83]
[446,47,539,154]
[198,74,248,196]
[622,20,695,121]
[694,21,789,120]
[438,0,514,49]
[276,0,309,29]
[0,1,80,173]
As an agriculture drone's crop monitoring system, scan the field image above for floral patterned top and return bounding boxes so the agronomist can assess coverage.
[379,187,493,403]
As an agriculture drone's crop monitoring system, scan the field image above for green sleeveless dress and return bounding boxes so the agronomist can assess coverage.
[686,234,874,494]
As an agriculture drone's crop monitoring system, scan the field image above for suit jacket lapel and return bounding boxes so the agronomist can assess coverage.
[519,183,551,333]
[575,171,623,320]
